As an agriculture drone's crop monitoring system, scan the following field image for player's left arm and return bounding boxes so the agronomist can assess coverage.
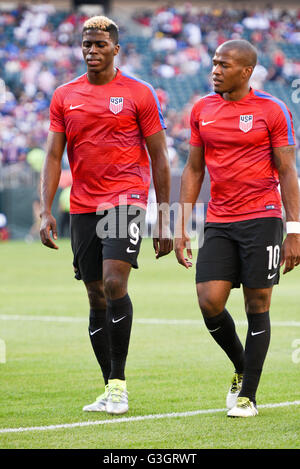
[273,145,300,273]
[145,130,173,259]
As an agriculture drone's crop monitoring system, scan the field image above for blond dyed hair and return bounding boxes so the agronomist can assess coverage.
[82,16,119,44]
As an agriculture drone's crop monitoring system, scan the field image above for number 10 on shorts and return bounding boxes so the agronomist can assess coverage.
[266,245,280,270]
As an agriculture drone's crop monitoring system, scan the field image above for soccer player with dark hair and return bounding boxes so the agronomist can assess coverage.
[40,16,173,415]
[175,39,300,417]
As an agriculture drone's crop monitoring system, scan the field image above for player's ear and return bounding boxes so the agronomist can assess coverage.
[114,44,120,56]
[243,65,253,80]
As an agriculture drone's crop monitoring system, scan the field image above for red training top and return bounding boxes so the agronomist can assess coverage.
[190,88,296,222]
[49,69,166,213]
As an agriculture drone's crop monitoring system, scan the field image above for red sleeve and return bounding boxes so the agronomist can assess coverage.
[268,102,295,148]
[137,85,166,137]
[49,88,65,133]
[189,102,203,147]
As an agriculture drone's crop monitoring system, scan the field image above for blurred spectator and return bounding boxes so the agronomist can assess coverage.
[0,213,10,241]
[155,87,169,113]
[26,148,45,173]
[250,63,268,89]
[242,12,270,30]
[151,32,177,52]
[183,21,202,46]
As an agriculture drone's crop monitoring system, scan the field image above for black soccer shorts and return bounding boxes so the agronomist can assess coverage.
[70,205,145,283]
[195,217,283,289]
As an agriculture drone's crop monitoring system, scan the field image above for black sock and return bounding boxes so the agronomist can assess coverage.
[239,311,271,405]
[203,309,244,374]
[107,294,133,381]
[89,309,111,385]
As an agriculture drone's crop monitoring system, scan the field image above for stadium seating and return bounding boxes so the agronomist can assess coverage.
[1,4,299,174]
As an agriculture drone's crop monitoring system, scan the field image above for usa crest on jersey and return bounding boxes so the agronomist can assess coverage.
[239,115,253,133]
[109,97,124,114]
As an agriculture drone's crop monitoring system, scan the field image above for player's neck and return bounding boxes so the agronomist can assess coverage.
[87,66,117,86]
[222,85,251,102]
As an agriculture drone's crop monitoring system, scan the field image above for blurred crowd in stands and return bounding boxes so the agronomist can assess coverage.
[137,4,300,81]
[0,2,300,183]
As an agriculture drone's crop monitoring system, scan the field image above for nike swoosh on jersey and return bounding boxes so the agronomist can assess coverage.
[202,120,216,126]
[69,104,85,110]
[251,330,266,336]
[268,272,277,279]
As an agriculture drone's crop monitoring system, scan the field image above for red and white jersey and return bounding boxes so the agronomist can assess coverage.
[49,69,166,214]
[190,88,296,222]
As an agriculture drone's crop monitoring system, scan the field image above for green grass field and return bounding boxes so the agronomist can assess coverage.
[0,238,299,449]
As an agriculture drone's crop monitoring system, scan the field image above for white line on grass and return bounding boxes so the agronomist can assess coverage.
[0,314,86,323]
[0,314,300,327]
[0,400,299,434]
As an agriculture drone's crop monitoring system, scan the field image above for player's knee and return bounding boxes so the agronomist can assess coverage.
[245,291,271,314]
[86,282,106,310]
[103,275,126,300]
[197,294,223,318]
[197,282,229,318]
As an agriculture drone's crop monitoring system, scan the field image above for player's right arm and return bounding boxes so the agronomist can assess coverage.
[174,144,205,268]
[40,131,66,249]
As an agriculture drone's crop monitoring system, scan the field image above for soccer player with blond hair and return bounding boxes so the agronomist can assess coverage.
[40,16,172,415]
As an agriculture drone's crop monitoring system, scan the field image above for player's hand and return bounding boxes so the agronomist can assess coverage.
[153,223,173,259]
[40,212,59,250]
[280,234,300,274]
[174,232,193,269]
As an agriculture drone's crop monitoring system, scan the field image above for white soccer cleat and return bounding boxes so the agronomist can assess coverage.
[82,385,109,412]
[227,397,258,417]
[106,379,129,415]
[226,372,243,409]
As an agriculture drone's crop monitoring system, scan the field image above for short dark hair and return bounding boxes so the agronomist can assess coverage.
[218,40,257,68]
[82,16,119,44]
